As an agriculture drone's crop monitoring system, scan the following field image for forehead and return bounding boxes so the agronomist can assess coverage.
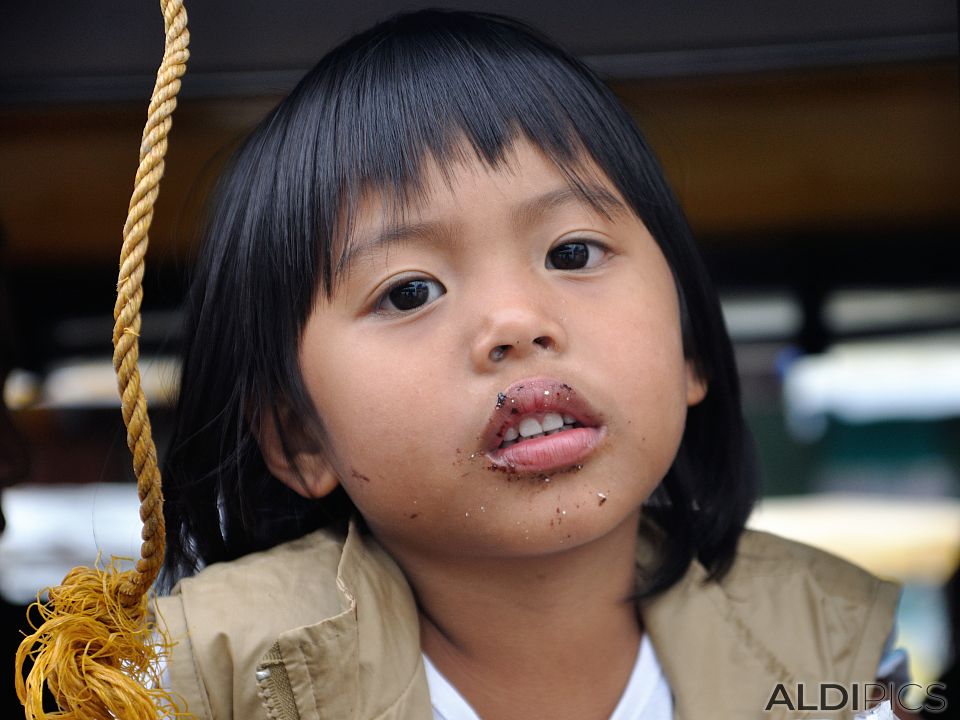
[335,138,628,269]
[368,139,614,217]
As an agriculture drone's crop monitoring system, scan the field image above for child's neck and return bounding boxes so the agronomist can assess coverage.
[386,510,643,720]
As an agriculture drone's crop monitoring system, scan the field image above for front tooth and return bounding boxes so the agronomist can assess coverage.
[518,417,544,438]
[562,414,576,424]
[503,426,519,442]
[542,413,563,432]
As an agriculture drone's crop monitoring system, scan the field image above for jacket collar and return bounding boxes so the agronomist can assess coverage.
[269,520,429,719]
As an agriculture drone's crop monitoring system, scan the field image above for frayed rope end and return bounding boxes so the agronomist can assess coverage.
[15,557,191,719]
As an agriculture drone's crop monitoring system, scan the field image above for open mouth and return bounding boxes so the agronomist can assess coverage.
[482,378,605,473]
[497,412,584,449]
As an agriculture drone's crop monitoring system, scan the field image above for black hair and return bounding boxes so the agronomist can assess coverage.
[159,9,758,596]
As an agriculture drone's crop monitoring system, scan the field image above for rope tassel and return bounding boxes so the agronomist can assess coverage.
[14,1,191,717]
[15,561,178,719]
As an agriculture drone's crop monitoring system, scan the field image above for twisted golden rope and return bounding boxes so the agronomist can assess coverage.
[113,0,189,604]
[15,2,190,717]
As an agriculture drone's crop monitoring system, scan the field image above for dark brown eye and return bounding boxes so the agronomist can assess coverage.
[546,240,611,270]
[548,242,588,269]
[377,278,444,314]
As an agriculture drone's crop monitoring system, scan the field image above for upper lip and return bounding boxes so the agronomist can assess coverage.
[480,377,604,452]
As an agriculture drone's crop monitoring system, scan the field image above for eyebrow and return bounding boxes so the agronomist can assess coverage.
[338,182,628,271]
[511,183,628,229]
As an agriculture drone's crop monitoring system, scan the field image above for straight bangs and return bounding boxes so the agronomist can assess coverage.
[283,10,641,300]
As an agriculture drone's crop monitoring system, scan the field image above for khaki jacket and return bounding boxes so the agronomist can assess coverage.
[154,520,899,720]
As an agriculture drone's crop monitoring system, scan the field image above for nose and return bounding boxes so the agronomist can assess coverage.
[469,288,567,372]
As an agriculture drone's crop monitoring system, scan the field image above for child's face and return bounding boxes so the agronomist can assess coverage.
[292,139,705,560]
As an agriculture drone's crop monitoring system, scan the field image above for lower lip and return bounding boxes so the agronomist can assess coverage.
[486,427,606,473]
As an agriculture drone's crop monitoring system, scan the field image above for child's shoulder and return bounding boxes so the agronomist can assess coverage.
[160,526,352,633]
[727,527,895,605]
[643,524,899,628]
[712,528,901,676]
[711,528,901,650]
[157,520,414,635]
[184,525,343,579]
[642,528,901,716]
[154,523,422,720]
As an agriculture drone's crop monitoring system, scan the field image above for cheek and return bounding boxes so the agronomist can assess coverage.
[593,271,687,388]
[612,321,688,423]
[591,282,690,463]
[299,331,458,496]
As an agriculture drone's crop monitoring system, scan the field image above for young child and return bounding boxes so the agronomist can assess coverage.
[154,10,902,719]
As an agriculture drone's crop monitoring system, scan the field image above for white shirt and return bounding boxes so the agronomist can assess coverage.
[423,634,674,720]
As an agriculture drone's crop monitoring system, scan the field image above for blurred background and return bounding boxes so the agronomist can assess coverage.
[1,0,958,713]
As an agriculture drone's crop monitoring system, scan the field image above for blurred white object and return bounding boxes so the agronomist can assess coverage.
[0,483,142,603]
[827,288,960,335]
[40,355,180,408]
[783,335,960,441]
[3,368,41,410]
[722,292,802,341]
